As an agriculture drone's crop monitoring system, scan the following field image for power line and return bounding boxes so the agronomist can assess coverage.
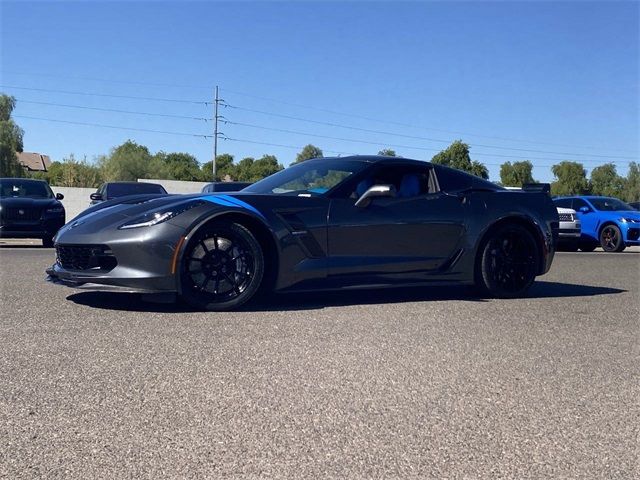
[225,104,636,160]
[16,99,212,121]
[223,120,634,165]
[1,85,209,105]
[0,71,212,90]
[14,115,212,138]
[221,88,637,154]
[229,104,638,160]
[221,136,355,156]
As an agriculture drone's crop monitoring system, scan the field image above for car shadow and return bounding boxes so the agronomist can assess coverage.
[65,281,626,313]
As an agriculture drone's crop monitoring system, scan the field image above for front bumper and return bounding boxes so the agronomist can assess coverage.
[46,219,185,293]
[622,225,640,245]
[46,266,171,293]
[557,220,581,239]
[0,216,65,238]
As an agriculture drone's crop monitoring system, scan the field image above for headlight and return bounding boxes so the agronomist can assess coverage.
[46,207,65,214]
[118,200,203,230]
[619,217,640,223]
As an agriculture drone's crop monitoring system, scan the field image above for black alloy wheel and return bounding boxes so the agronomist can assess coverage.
[477,224,539,298]
[599,224,625,252]
[180,222,264,311]
[42,236,54,248]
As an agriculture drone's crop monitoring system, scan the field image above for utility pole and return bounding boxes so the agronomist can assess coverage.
[212,85,219,181]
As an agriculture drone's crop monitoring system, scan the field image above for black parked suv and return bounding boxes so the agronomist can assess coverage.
[0,178,65,247]
[90,181,168,205]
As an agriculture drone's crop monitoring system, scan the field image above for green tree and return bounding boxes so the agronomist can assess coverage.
[155,152,202,181]
[249,154,283,181]
[499,161,536,187]
[0,94,25,177]
[622,162,640,202]
[39,155,103,187]
[201,153,237,181]
[431,140,489,179]
[235,157,256,182]
[550,161,589,196]
[378,148,397,156]
[98,140,154,181]
[295,144,323,163]
[589,163,624,198]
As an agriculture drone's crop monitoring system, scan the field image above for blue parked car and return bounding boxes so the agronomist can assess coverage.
[553,196,640,252]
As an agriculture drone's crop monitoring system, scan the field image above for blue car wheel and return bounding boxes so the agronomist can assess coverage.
[599,224,625,252]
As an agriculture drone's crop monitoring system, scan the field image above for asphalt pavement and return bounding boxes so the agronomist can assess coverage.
[0,243,638,479]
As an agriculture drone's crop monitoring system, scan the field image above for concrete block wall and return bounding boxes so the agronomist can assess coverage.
[138,179,208,194]
[50,186,95,221]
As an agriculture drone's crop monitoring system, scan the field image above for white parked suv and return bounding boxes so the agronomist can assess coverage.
[556,207,582,250]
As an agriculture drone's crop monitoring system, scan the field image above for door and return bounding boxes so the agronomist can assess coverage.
[327,163,467,285]
[572,198,598,240]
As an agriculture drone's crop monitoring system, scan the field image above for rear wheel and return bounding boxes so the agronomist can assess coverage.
[179,222,264,311]
[476,224,539,298]
[599,225,625,252]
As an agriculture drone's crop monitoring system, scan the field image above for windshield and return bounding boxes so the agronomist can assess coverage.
[589,197,633,211]
[108,183,167,198]
[243,159,367,195]
[0,179,54,199]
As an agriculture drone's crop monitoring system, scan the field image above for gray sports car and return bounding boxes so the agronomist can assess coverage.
[46,156,558,310]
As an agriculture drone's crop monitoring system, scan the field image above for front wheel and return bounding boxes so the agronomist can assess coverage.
[476,224,539,298]
[179,222,264,311]
[599,225,625,252]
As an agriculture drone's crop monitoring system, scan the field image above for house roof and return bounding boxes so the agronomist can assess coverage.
[16,152,52,171]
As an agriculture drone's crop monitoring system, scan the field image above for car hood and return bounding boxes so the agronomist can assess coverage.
[596,210,640,220]
[61,192,273,234]
[0,197,62,209]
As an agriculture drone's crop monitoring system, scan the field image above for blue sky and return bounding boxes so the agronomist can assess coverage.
[1,1,638,182]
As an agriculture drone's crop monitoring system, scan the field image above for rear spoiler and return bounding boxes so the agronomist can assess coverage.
[522,183,550,194]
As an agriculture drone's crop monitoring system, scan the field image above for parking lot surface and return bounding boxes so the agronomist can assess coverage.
[1,243,638,479]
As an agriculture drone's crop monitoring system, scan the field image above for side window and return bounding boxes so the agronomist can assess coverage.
[572,198,588,210]
[433,165,472,193]
[349,165,436,200]
[553,198,572,209]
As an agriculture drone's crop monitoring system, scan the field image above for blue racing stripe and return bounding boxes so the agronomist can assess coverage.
[201,194,266,220]
[217,195,266,220]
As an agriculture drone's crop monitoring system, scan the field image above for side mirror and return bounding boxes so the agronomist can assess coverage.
[579,206,590,213]
[355,184,396,208]
[90,193,103,201]
[55,193,64,200]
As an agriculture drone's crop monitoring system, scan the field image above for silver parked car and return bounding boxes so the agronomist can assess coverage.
[556,207,582,251]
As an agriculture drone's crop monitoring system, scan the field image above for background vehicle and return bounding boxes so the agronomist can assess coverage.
[0,178,65,247]
[201,182,252,193]
[553,196,640,252]
[47,156,557,310]
[90,182,167,205]
[629,201,640,211]
[555,207,582,251]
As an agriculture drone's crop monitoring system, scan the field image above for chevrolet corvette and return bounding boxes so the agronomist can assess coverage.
[46,156,558,310]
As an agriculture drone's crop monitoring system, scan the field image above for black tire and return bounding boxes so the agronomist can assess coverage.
[578,242,597,252]
[179,222,264,311]
[42,236,54,248]
[476,224,539,298]
[599,224,626,252]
